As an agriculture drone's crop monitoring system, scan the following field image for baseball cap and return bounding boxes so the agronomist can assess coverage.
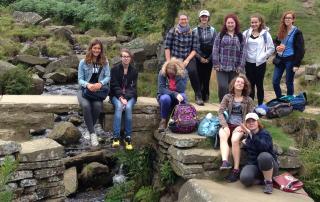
[245,113,259,121]
[199,10,210,17]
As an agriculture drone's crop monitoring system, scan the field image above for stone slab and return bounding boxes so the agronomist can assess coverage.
[0,140,21,155]
[19,138,64,162]
[154,131,207,148]
[34,166,64,179]
[0,129,17,141]
[36,185,65,200]
[10,170,33,181]
[178,179,313,202]
[168,146,220,164]
[278,155,301,169]
[64,166,78,196]
[18,159,64,170]
[20,179,38,187]
[170,159,204,177]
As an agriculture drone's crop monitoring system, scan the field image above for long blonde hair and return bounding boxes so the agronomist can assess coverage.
[160,57,185,77]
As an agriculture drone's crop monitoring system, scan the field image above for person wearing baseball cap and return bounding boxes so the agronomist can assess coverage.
[192,10,216,103]
[239,112,278,194]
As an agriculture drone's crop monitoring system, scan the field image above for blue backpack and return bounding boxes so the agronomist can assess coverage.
[198,113,220,137]
[280,92,307,112]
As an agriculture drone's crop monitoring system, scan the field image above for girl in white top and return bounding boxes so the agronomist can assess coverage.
[243,14,274,105]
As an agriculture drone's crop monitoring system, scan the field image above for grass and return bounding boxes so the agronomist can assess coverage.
[46,37,72,57]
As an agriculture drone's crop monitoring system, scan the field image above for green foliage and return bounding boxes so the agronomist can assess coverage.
[0,0,17,6]
[137,72,158,97]
[0,67,32,94]
[0,156,17,202]
[105,180,135,202]
[45,37,71,57]
[133,186,160,202]
[159,160,176,186]
[300,141,320,201]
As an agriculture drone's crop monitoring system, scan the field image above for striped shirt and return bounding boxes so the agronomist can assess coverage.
[165,27,199,60]
[212,32,246,72]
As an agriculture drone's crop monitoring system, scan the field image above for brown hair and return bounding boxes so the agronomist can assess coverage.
[229,74,251,96]
[277,11,296,40]
[250,13,266,32]
[221,13,241,35]
[85,39,107,66]
[120,48,134,63]
[160,57,185,77]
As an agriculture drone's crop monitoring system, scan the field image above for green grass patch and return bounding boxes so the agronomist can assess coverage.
[45,37,72,57]
[261,120,295,151]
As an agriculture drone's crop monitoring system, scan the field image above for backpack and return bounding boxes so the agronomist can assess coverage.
[266,99,293,119]
[198,113,220,137]
[279,92,307,112]
[168,103,198,134]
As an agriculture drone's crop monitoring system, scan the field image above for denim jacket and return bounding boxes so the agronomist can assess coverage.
[78,59,110,88]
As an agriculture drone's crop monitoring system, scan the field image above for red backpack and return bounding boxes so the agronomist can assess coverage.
[168,104,198,134]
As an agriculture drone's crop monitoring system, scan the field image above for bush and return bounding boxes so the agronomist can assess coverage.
[300,141,320,201]
[0,67,32,94]
[160,160,176,187]
[105,180,135,202]
[134,186,160,202]
[45,37,71,57]
[0,156,17,202]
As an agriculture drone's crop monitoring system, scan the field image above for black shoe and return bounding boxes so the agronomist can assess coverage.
[225,169,240,183]
[195,97,204,106]
[203,94,209,103]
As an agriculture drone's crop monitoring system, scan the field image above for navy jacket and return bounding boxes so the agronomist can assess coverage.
[244,129,277,165]
[157,71,187,99]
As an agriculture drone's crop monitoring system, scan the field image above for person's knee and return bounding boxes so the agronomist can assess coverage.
[219,129,230,142]
[258,152,274,171]
[240,171,254,187]
[81,101,90,110]
[160,95,171,104]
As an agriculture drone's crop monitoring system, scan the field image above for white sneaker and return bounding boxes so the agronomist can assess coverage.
[83,131,91,140]
[90,133,99,146]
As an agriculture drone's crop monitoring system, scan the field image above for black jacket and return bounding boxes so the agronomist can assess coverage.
[110,63,138,100]
[244,129,277,166]
[274,28,305,67]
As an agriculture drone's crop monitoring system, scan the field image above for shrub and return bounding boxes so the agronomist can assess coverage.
[133,186,160,202]
[105,180,135,202]
[0,156,17,202]
[0,67,32,94]
[159,160,176,187]
[45,37,71,57]
[0,38,21,59]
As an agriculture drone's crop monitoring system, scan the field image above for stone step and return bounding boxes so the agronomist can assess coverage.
[154,131,207,148]
[168,145,220,164]
[178,179,313,202]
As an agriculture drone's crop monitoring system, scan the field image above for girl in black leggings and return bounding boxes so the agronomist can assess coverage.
[239,113,278,194]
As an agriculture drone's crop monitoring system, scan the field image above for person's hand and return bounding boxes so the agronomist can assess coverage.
[183,59,190,67]
[240,123,250,134]
[93,82,102,90]
[200,57,208,63]
[293,67,299,72]
[120,97,128,105]
[176,94,184,103]
[276,44,285,52]
[213,65,220,71]
[87,83,96,92]
[236,67,241,73]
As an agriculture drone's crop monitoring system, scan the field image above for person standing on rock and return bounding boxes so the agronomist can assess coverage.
[243,14,274,105]
[77,39,110,147]
[157,58,188,132]
[272,10,305,98]
[165,14,204,106]
[212,13,246,102]
[218,74,254,182]
[193,10,217,103]
[110,49,138,150]
[239,113,278,194]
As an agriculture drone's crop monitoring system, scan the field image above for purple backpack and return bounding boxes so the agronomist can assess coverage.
[168,104,198,133]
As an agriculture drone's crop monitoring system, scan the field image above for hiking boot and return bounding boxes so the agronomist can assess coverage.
[225,169,240,183]
[263,180,273,194]
[83,131,91,140]
[90,133,99,147]
[112,138,120,148]
[220,161,232,170]
[158,118,166,132]
[125,137,133,150]
[195,97,204,106]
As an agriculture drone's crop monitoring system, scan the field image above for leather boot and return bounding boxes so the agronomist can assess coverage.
[158,118,167,132]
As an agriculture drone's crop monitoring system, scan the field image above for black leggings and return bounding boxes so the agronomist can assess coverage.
[196,59,212,101]
[186,58,202,98]
[240,152,279,187]
[245,62,266,105]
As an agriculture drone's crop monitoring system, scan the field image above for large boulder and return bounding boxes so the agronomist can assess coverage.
[0,140,21,156]
[63,167,78,196]
[39,18,52,27]
[32,65,46,77]
[12,11,43,25]
[78,162,112,189]
[0,60,17,76]
[85,29,106,37]
[48,122,81,145]
[15,55,50,66]
[96,36,117,49]
[55,68,77,83]
[54,27,75,45]
[30,74,44,95]
[45,55,79,73]
[0,129,16,141]
[43,72,67,84]
[116,35,130,43]
[143,58,158,71]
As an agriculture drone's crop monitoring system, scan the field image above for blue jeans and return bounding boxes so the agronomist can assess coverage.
[111,97,136,138]
[272,60,295,98]
[158,93,187,119]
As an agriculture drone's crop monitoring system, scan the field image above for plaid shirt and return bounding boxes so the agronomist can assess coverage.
[193,26,216,60]
[165,27,199,60]
[212,32,246,72]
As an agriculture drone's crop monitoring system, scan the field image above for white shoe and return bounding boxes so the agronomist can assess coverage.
[90,133,99,146]
[83,131,91,140]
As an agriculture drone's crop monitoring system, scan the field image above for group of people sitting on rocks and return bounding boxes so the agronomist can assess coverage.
[77,9,304,193]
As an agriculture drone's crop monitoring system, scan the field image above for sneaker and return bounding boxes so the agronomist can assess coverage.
[83,131,91,140]
[195,97,204,106]
[220,161,232,170]
[263,180,273,194]
[158,119,166,133]
[225,169,240,183]
[90,133,99,147]
[112,138,120,148]
[125,137,133,150]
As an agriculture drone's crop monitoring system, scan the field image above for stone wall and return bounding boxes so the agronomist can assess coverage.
[0,138,65,201]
